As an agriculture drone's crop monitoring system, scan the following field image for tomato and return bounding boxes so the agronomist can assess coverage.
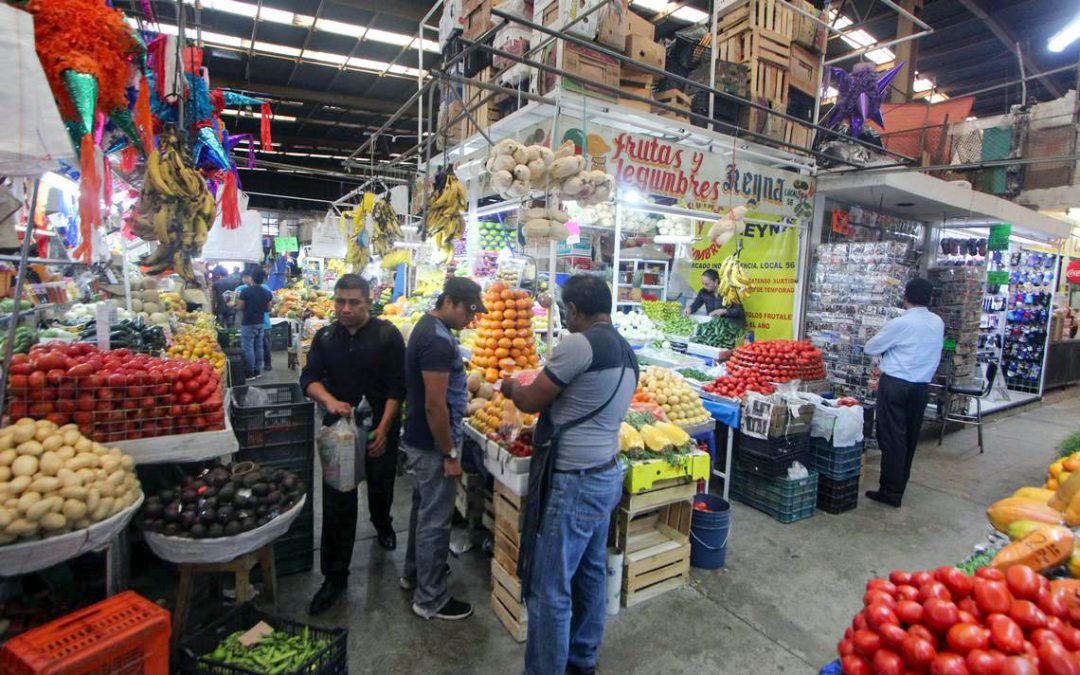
[28,402,55,417]
[1008,600,1047,633]
[44,368,65,386]
[897,585,921,601]
[903,636,938,670]
[7,401,27,418]
[910,624,938,643]
[867,603,900,630]
[841,654,872,675]
[7,373,27,390]
[1029,629,1062,649]
[72,411,92,425]
[1055,625,1080,651]
[922,581,954,603]
[947,623,990,655]
[8,363,31,376]
[966,650,1006,675]
[989,615,1025,655]
[178,392,193,405]
[66,363,93,378]
[976,569,1006,582]
[866,590,898,608]
[1039,588,1068,620]
[1037,642,1080,675]
[943,569,975,600]
[1000,656,1038,675]
[924,599,961,633]
[912,572,933,587]
[975,580,1014,615]
[57,399,76,414]
[27,370,45,388]
[1005,567,1041,602]
[874,649,906,675]
[930,652,971,675]
[879,623,909,652]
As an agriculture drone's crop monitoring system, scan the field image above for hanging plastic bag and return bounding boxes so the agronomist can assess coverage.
[317,416,366,491]
[202,192,264,262]
[309,213,347,259]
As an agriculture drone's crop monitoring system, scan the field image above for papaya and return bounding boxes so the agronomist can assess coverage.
[990,525,1073,572]
[1050,470,1080,510]
[1069,542,1080,579]
[1065,490,1080,527]
[1013,487,1056,504]
[1006,520,1052,541]
[987,497,1064,533]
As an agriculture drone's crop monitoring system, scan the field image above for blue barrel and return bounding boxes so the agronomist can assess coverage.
[689,494,731,570]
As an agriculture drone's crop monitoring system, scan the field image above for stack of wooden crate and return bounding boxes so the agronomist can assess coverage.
[655,89,693,122]
[491,481,527,642]
[455,472,487,529]
[462,68,502,139]
[611,476,695,608]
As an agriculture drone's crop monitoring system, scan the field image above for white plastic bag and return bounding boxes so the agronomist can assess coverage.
[202,193,264,262]
[309,213,348,259]
[317,417,366,491]
[787,461,809,480]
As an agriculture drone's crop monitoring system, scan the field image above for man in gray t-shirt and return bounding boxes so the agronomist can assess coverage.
[502,274,638,675]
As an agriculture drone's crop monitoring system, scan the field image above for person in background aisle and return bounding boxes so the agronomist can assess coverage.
[501,274,639,675]
[211,268,241,329]
[300,274,406,615]
[231,268,274,371]
[400,277,485,621]
[683,269,745,325]
[863,278,944,508]
[234,267,274,380]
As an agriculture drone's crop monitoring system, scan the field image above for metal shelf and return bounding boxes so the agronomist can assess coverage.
[0,255,88,266]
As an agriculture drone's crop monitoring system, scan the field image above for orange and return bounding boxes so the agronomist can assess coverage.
[500,357,517,368]
[1065,456,1080,472]
[501,290,513,300]
[502,328,516,339]
[512,337,527,349]
[495,347,510,358]
[491,281,506,292]
[502,319,515,329]
[528,354,540,366]
[489,310,503,321]
[504,308,517,320]
[516,319,531,329]
[516,299,531,310]
[515,356,529,367]
[492,301,505,312]
[498,337,512,348]
[485,368,499,383]
[510,348,522,358]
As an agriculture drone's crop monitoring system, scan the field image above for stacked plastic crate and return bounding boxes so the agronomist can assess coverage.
[230,383,315,575]
[731,393,818,523]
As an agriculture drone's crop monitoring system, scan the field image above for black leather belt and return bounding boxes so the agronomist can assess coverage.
[553,456,618,475]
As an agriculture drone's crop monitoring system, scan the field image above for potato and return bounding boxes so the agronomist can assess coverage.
[57,469,81,488]
[40,513,66,531]
[75,468,95,481]
[11,455,38,477]
[0,468,8,483]
[56,446,75,460]
[4,518,38,537]
[61,430,80,447]
[3,498,15,509]
[0,449,14,467]
[39,452,62,476]
[58,485,87,500]
[67,454,97,471]
[16,440,43,457]
[74,518,89,530]
[106,470,125,487]
[91,497,114,522]
[33,426,55,443]
[62,499,87,521]
[0,435,12,451]
[24,496,53,522]
[97,481,116,498]
[5,475,30,494]
[58,424,78,434]
[11,425,34,444]
[0,532,15,544]
[14,418,34,426]
[0,507,12,529]
[73,438,92,453]
[91,442,107,455]
[101,458,120,475]
[120,455,134,470]
[86,487,100,514]
[14,490,39,513]
[29,477,60,494]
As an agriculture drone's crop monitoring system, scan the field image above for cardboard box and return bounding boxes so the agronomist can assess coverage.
[624,34,664,70]
[596,0,628,50]
[537,0,600,40]
[539,42,620,99]
[463,0,492,41]
[788,43,818,97]
[625,9,653,39]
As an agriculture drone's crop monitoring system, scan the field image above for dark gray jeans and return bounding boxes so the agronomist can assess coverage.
[402,444,457,616]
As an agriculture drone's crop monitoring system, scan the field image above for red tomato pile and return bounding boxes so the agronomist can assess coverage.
[839,565,1080,675]
[727,339,826,383]
[7,341,226,442]
[702,372,776,399]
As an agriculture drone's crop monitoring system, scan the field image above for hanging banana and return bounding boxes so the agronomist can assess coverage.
[424,168,467,265]
[717,252,754,305]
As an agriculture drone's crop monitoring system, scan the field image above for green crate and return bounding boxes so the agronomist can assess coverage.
[731,469,818,523]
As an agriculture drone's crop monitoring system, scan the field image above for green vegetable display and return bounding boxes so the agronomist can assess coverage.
[677,367,711,382]
[207,626,329,674]
[660,316,696,336]
[692,317,740,349]
[77,316,166,353]
[955,550,994,575]
[0,299,32,314]
[0,325,38,354]
[641,301,681,324]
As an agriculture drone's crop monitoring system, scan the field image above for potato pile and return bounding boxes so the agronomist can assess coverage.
[640,366,712,428]
[0,419,140,544]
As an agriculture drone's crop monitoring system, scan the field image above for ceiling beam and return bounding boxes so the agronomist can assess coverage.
[326,0,432,24]
[211,77,414,117]
[917,36,1004,62]
[955,0,1063,99]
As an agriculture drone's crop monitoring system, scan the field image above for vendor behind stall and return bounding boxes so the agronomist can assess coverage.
[683,269,745,325]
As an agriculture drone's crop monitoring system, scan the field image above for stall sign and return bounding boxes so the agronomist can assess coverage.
[274,236,299,252]
[987,223,1012,251]
[1066,260,1080,285]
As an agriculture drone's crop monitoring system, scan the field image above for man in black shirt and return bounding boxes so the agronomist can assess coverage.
[300,274,406,615]
[236,268,274,379]
[211,269,241,328]
[683,269,745,325]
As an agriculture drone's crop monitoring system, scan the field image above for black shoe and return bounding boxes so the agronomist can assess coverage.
[865,490,902,508]
[265,365,272,371]
[567,665,597,675]
[414,597,472,621]
[309,581,345,615]
[377,529,397,551]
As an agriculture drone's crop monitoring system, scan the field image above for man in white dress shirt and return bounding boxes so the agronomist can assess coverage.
[862,278,944,508]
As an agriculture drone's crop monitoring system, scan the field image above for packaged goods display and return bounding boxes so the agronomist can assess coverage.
[929,267,986,386]
[805,241,917,402]
[979,251,1010,365]
[1002,250,1057,393]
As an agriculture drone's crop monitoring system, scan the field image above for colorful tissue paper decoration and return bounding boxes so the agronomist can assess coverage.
[821,62,904,139]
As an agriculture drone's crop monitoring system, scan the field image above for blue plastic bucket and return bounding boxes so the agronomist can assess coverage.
[689,494,731,570]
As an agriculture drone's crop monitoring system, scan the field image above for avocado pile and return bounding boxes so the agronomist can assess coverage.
[139,461,306,539]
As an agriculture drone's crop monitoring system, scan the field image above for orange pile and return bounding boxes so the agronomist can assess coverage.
[470,282,540,383]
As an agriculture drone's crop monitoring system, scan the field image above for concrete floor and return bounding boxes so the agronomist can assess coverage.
[253,363,1080,675]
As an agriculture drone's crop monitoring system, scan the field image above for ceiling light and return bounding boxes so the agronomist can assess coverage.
[1048,15,1080,52]
[840,28,877,49]
[630,0,668,12]
[827,10,853,29]
[177,0,438,51]
[913,77,934,93]
[824,86,838,99]
[928,93,949,103]
[671,6,709,22]
[864,48,895,65]
[221,109,298,122]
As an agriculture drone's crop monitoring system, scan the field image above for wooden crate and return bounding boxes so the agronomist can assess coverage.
[751,63,789,106]
[482,489,495,532]
[617,500,692,608]
[455,472,487,528]
[751,0,795,37]
[655,89,692,108]
[491,558,527,642]
[747,28,791,69]
[788,43,819,97]
[462,68,501,138]
[493,481,523,574]
[619,478,697,516]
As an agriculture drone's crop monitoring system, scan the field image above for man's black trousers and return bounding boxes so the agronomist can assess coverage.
[875,373,930,499]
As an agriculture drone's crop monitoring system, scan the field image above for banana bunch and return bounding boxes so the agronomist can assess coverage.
[343,210,370,274]
[718,252,753,304]
[371,198,401,257]
[423,168,467,265]
[380,248,412,269]
[129,127,215,283]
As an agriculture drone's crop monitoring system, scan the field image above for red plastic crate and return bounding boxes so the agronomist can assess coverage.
[0,591,170,675]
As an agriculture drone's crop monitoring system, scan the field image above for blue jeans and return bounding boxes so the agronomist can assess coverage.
[524,462,623,675]
[240,324,265,377]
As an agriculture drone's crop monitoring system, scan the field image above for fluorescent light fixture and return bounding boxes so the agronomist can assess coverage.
[864,48,895,65]
[824,86,838,99]
[671,6,709,22]
[654,235,694,244]
[629,0,708,23]
[1048,15,1080,52]
[221,109,298,122]
[41,171,79,197]
[630,0,668,12]
[928,93,949,103]
[178,0,439,51]
[621,190,643,204]
[474,200,519,218]
[913,77,934,93]
[840,28,877,49]
[827,10,854,29]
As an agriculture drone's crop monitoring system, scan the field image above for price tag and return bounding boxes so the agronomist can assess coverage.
[94,301,117,351]
[237,621,275,647]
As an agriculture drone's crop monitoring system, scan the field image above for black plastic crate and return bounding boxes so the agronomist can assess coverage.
[741,432,810,457]
[233,454,314,578]
[179,603,346,674]
[231,384,314,448]
[731,469,818,523]
[734,445,810,479]
[225,348,245,388]
[218,329,240,349]
[810,438,863,481]
[817,474,859,514]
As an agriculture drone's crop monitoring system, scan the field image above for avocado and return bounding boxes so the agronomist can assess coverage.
[181,489,198,504]
[163,505,181,524]
[190,523,208,539]
[163,523,180,536]
[207,523,224,538]
[159,489,175,504]
[223,521,242,537]
[251,482,269,497]
[180,511,197,530]
[217,506,235,524]
[266,490,282,505]
[199,509,217,525]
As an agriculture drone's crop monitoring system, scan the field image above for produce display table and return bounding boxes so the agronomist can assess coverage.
[701,397,740,501]
[113,411,239,464]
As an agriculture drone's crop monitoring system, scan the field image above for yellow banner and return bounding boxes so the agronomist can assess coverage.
[688,221,799,341]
